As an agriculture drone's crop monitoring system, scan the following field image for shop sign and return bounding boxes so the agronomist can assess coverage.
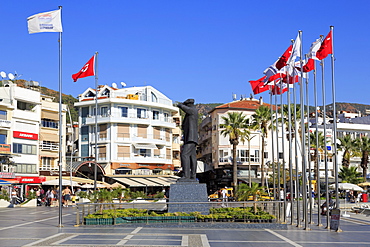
[0,172,15,178]
[13,131,38,140]
[0,144,11,154]
[16,176,46,184]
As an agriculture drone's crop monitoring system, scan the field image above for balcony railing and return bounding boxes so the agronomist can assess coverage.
[39,142,59,151]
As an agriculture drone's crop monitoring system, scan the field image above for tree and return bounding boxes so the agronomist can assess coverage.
[354,136,370,181]
[309,131,326,181]
[339,166,364,184]
[250,105,273,186]
[338,135,355,168]
[236,182,265,213]
[220,112,250,191]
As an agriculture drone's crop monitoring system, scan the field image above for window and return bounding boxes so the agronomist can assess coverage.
[40,157,52,171]
[81,126,89,141]
[0,110,7,120]
[101,107,109,117]
[41,119,58,129]
[237,150,249,162]
[119,107,128,117]
[13,143,37,155]
[17,101,36,111]
[164,112,169,121]
[0,134,6,144]
[137,108,147,119]
[151,92,158,103]
[278,152,283,159]
[153,110,159,120]
[14,164,37,174]
[219,150,229,162]
[81,144,89,157]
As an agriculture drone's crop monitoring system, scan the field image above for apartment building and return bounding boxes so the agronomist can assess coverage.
[74,84,179,180]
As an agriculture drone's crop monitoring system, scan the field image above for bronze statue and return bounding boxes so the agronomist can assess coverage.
[177,99,198,181]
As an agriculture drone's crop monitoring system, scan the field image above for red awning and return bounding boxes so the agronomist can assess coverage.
[15,176,46,184]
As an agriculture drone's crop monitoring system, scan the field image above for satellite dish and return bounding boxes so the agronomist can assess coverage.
[0,72,6,78]
[33,81,39,87]
[8,73,14,80]
[112,82,118,89]
[121,82,126,87]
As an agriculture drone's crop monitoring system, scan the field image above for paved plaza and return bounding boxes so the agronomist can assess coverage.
[0,206,370,247]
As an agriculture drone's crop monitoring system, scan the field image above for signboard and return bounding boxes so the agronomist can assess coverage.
[0,144,11,154]
[330,208,340,231]
[0,172,15,178]
[327,146,332,151]
[13,131,38,140]
[16,176,46,184]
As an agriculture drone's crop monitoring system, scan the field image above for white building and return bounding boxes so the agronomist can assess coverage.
[74,84,179,178]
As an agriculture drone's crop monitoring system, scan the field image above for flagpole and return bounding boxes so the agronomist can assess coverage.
[321,58,330,229]
[313,55,323,226]
[270,89,276,200]
[280,93,287,223]
[298,30,309,230]
[57,5,63,228]
[305,54,314,225]
[94,52,98,192]
[275,93,280,205]
[287,77,294,225]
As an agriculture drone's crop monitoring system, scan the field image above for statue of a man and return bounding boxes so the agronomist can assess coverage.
[177,99,198,181]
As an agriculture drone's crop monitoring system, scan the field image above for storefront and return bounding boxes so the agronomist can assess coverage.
[14,176,46,198]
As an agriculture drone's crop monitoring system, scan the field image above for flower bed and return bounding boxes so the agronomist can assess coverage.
[83,207,276,225]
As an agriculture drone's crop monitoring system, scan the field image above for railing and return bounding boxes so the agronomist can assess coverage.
[75,200,284,226]
[39,142,58,151]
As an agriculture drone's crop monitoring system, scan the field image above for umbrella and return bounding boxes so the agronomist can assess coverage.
[42,179,79,187]
[81,183,106,189]
[329,183,363,191]
[358,182,370,187]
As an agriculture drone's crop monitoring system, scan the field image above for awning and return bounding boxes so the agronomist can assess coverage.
[133,143,157,149]
[41,111,59,120]
[146,177,171,186]
[112,177,147,187]
[130,178,162,187]
[40,132,59,142]
[0,179,17,185]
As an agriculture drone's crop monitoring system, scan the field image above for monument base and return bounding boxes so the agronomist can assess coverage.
[168,181,210,215]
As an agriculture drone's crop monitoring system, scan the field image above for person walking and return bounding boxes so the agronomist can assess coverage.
[62,186,71,207]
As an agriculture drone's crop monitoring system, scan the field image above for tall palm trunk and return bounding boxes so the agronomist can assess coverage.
[261,135,265,187]
[232,142,238,192]
[361,151,368,181]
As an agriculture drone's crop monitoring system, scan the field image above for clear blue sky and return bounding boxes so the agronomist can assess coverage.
[1,1,369,105]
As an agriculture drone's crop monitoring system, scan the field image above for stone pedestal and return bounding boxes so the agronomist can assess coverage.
[168,181,209,215]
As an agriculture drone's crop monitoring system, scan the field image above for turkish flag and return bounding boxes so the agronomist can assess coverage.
[249,76,269,95]
[316,31,333,60]
[72,55,95,82]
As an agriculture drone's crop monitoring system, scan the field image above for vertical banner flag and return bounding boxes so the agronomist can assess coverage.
[27,9,63,34]
[72,55,95,82]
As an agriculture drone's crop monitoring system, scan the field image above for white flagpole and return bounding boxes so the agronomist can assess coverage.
[57,5,63,227]
[287,75,294,225]
[94,52,99,192]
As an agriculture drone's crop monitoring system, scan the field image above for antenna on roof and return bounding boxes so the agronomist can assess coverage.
[8,73,14,80]
[112,82,118,89]
[232,93,237,101]
[121,82,126,88]
[0,72,6,79]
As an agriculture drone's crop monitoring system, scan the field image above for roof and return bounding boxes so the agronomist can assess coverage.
[210,99,275,113]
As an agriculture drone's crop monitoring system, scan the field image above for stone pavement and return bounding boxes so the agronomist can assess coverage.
[0,206,370,247]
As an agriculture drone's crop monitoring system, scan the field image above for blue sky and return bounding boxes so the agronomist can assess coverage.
[0,1,369,105]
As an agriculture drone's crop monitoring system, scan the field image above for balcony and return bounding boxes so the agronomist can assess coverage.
[84,113,176,128]
[0,119,11,128]
[39,142,59,151]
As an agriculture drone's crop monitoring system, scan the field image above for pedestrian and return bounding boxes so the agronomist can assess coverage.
[221,187,228,207]
[62,186,71,207]
[45,189,52,206]
[11,189,18,205]
[71,194,77,206]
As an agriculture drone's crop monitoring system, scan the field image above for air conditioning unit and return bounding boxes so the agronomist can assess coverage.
[2,164,8,172]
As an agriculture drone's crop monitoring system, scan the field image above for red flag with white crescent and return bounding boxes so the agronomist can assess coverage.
[72,55,95,82]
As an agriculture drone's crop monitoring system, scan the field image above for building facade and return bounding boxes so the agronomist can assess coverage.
[75,84,179,177]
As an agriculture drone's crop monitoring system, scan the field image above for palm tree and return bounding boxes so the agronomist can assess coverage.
[220,112,250,191]
[354,136,370,180]
[250,105,273,186]
[339,166,364,184]
[236,182,265,213]
[338,135,355,168]
[309,131,326,181]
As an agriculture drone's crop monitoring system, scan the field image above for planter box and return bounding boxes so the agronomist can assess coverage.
[84,216,196,225]
[85,218,113,225]
[20,199,37,207]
